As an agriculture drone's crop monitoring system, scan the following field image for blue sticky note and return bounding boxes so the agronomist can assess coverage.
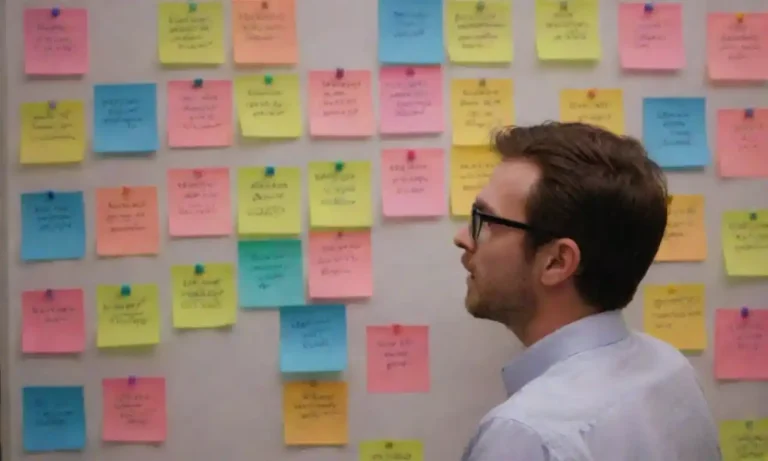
[21,191,86,261]
[93,83,158,154]
[280,305,347,373]
[643,98,710,168]
[23,386,86,452]
[238,239,305,308]
[378,0,444,64]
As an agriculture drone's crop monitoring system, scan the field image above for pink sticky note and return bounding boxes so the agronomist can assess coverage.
[308,70,374,137]
[167,168,232,237]
[167,80,233,148]
[707,13,768,81]
[717,108,768,178]
[24,8,89,75]
[618,3,684,70]
[715,309,768,380]
[379,66,443,135]
[367,325,430,393]
[308,230,372,299]
[381,148,446,217]
[96,186,160,256]
[22,289,85,354]
[102,377,167,443]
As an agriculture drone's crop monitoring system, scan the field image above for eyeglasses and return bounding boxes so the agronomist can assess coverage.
[471,204,551,242]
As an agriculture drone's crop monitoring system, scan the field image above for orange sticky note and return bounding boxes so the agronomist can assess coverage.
[655,194,707,262]
[381,148,445,218]
[283,381,348,445]
[167,80,233,148]
[715,308,768,380]
[24,8,88,75]
[167,168,231,237]
[379,66,443,135]
[232,0,297,65]
[308,230,372,300]
[618,3,684,70]
[96,186,160,256]
[309,70,374,137]
[102,377,167,443]
[716,108,768,178]
[22,289,85,354]
[366,325,430,393]
[707,13,768,81]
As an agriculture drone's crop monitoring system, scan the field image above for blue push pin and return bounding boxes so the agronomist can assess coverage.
[750,212,758,221]
[128,375,137,385]
[193,78,203,88]
[745,108,755,119]
[120,284,131,296]
[265,166,275,177]
[334,161,344,172]
[741,306,749,319]
[48,100,57,110]
[47,190,55,200]
[51,7,61,17]
[194,263,205,275]
[643,3,653,13]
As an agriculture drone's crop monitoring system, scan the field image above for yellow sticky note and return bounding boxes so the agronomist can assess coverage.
[719,419,768,460]
[235,74,303,138]
[722,210,768,276]
[158,2,224,65]
[451,78,514,146]
[450,146,501,217]
[656,194,707,262]
[560,89,624,135]
[20,100,85,164]
[446,1,513,64]
[96,284,160,348]
[237,166,301,236]
[360,440,424,461]
[283,381,348,445]
[171,263,236,328]
[643,284,706,351]
[309,161,372,229]
[535,0,600,61]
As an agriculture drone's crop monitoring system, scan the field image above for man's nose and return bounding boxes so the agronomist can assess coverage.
[454,225,474,252]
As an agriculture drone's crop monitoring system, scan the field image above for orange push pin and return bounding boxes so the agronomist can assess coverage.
[736,12,745,23]
[587,89,596,99]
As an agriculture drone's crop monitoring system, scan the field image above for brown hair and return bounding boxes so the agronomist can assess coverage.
[492,121,668,312]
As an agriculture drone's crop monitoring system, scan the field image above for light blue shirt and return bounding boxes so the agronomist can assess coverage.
[462,311,721,461]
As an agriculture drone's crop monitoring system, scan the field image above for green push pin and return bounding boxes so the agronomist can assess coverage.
[189,2,197,12]
[120,285,131,296]
[749,212,758,221]
[264,74,273,85]
[334,161,344,172]
[194,263,205,275]
[265,166,275,176]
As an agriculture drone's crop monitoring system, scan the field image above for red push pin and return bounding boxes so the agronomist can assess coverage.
[193,169,203,179]
[337,231,344,238]
[121,186,130,196]
[335,68,344,79]
[392,324,402,335]
[406,67,415,77]
[407,149,416,161]
[587,89,596,99]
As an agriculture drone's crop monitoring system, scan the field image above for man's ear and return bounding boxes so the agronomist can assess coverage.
[541,239,581,286]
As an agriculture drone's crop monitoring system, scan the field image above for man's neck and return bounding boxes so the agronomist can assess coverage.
[517,302,596,347]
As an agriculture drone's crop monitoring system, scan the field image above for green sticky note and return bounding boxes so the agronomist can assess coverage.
[360,440,424,461]
[722,210,768,276]
[719,419,768,460]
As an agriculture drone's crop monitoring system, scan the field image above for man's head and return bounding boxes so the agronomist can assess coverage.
[454,122,668,344]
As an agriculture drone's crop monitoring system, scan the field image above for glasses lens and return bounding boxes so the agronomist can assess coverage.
[471,207,480,241]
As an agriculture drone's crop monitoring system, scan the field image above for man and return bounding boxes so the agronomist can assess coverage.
[455,122,721,461]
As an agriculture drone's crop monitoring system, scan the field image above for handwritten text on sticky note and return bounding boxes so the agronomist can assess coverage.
[172,263,236,328]
[237,166,301,236]
[280,304,347,372]
[283,381,348,445]
[23,386,85,452]
[450,146,500,217]
[446,0,512,64]
[719,419,768,460]
[360,440,424,461]
[22,289,85,354]
[24,8,88,75]
[308,230,373,299]
[717,108,768,178]
[232,0,297,65]
[97,284,160,348]
[656,194,707,262]
[560,89,624,134]
[378,0,444,65]
[367,325,430,393]
[102,377,167,443]
[238,239,305,308]
[20,100,85,164]
[93,83,158,154]
[707,13,768,82]
[535,0,600,61]
[618,3,684,70]
[309,161,372,229]
[722,211,768,277]
[309,70,374,137]
[643,98,709,168]
[168,79,232,148]
[451,78,513,146]
[379,66,443,135]
[381,148,445,217]
[96,186,160,257]
[643,284,706,351]
[167,168,231,237]
[715,308,768,380]
[21,191,85,261]
[158,2,224,64]
[235,73,303,138]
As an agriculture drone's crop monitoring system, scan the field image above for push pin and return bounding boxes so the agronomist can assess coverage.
[479,78,486,87]
[189,2,197,12]
[51,6,61,17]
[750,212,758,221]
[121,186,130,196]
[587,89,596,99]
[745,108,755,119]
[194,263,205,275]
[334,161,344,172]
[265,166,275,177]
[48,100,57,110]
[193,169,203,179]
[193,78,203,88]
[47,190,55,200]
[747,421,754,430]
[45,289,54,299]
[559,1,568,12]
[643,3,653,13]
[405,67,415,77]
[407,149,416,161]
[120,285,131,296]
[392,324,402,335]
[736,12,744,23]
[264,74,273,85]
[385,442,394,450]
[741,306,749,319]
[335,68,344,79]
[668,287,676,295]
[261,1,268,9]
[128,375,137,385]
[476,1,485,12]
[337,231,344,238]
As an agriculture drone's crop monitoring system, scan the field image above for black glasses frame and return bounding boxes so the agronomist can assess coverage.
[471,204,554,242]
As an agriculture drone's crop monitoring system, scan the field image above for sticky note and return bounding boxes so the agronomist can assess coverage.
[643,284,706,351]
[715,308,768,380]
[22,289,85,354]
[172,263,237,328]
[378,0,444,64]
[102,377,167,443]
[656,194,706,262]
[167,168,232,237]
[719,419,768,460]
[643,98,709,168]
[24,8,88,75]
[309,70,374,137]
[21,191,85,261]
[308,230,373,299]
[96,186,160,257]
[560,89,624,135]
[235,73,303,138]
[379,66,443,135]
[238,239,305,308]
[20,100,85,164]
[722,211,768,277]
[233,0,297,65]
[280,305,347,372]
[23,386,85,452]
[167,79,233,148]
[237,166,301,236]
[707,13,768,82]
[309,161,372,228]
[381,148,446,217]
[535,0,600,61]
[451,78,514,146]
[618,3,684,70]
[367,325,430,393]
[450,146,501,217]
[283,381,348,445]
[360,440,424,461]
[93,83,158,154]
[97,284,160,348]
[716,108,768,178]
[446,0,513,64]
[158,2,224,65]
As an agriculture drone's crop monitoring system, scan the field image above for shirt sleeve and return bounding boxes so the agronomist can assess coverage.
[462,417,551,461]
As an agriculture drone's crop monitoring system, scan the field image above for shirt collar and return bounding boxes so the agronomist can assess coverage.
[501,310,630,396]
